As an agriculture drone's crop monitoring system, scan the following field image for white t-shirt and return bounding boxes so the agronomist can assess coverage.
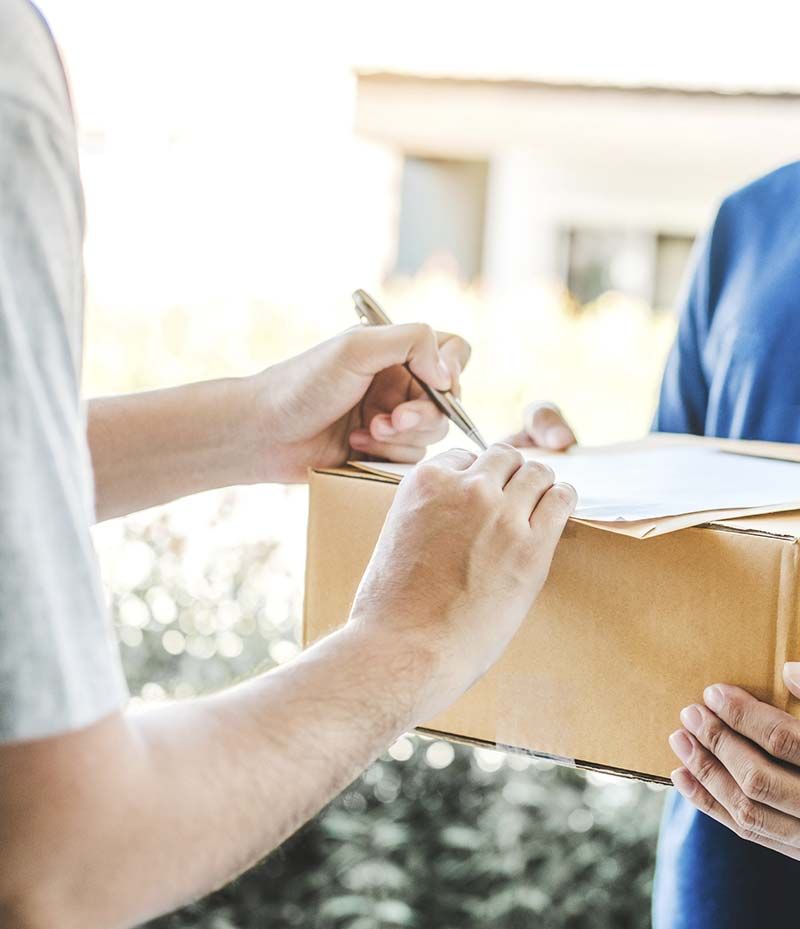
[0,0,128,742]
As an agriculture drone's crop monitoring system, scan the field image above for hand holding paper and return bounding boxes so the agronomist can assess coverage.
[349,444,576,722]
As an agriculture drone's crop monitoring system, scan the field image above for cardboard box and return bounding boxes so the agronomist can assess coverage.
[303,436,800,782]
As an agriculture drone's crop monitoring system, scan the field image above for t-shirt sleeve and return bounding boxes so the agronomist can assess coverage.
[652,229,715,436]
[0,61,128,740]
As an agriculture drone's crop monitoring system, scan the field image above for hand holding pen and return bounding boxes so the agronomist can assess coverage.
[353,289,488,451]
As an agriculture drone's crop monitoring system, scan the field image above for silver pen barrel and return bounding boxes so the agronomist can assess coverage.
[352,289,488,452]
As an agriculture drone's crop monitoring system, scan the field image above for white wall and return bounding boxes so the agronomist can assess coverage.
[357,75,800,295]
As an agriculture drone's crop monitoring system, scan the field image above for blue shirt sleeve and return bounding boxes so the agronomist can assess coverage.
[653,232,713,436]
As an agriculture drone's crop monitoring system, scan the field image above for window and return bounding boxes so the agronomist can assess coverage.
[654,234,695,311]
[395,156,488,282]
[563,228,694,310]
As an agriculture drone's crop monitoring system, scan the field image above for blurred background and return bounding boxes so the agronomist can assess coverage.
[38,1,800,926]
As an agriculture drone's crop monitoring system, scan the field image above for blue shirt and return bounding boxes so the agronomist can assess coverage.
[652,161,800,928]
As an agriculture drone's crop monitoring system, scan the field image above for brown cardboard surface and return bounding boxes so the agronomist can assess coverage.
[305,437,800,781]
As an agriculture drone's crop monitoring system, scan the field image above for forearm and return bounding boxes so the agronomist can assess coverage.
[1,625,430,929]
[133,625,424,907]
[88,377,263,520]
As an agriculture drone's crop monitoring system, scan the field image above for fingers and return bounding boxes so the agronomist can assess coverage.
[462,445,576,535]
[670,768,800,861]
[668,728,800,847]
[667,684,800,858]
[468,443,525,487]
[503,429,537,448]
[523,403,577,451]
[350,398,449,461]
[679,701,800,817]
[437,332,470,397]
[701,683,800,764]
[503,459,557,517]
[424,448,477,471]
[340,324,470,393]
[349,436,428,464]
[529,481,578,533]
[514,482,576,581]
[379,399,449,442]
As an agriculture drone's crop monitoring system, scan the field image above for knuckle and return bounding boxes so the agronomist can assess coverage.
[463,473,497,505]
[733,796,762,833]
[412,461,444,494]
[693,789,714,816]
[522,460,555,484]
[492,442,524,464]
[498,510,526,540]
[441,331,471,360]
[413,322,437,346]
[702,716,727,756]
[766,720,800,760]
[740,764,772,803]
[693,753,718,786]
[725,697,746,730]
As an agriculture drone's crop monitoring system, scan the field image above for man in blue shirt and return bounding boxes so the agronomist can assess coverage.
[516,160,800,927]
[651,160,800,928]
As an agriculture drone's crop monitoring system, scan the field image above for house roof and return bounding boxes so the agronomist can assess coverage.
[355,71,800,104]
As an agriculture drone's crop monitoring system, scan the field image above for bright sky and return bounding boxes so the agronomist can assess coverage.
[40,0,800,100]
[32,0,800,315]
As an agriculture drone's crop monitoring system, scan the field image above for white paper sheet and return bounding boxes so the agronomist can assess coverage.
[351,446,800,523]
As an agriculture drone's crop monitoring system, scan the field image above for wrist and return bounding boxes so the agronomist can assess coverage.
[335,617,444,731]
[229,373,272,484]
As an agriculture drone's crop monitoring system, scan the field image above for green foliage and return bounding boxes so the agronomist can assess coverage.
[141,744,662,929]
[99,491,662,929]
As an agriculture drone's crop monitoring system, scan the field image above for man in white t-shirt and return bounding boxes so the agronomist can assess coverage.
[0,2,576,926]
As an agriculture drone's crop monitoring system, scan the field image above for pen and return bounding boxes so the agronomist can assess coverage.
[352,289,488,451]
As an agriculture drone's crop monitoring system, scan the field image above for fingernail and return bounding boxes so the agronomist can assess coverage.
[374,420,396,438]
[555,482,578,510]
[350,432,368,448]
[704,685,724,712]
[436,359,451,389]
[395,410,421,431]
[680,705,703,732]
[784,662,800,689]
[546,425,573,448]
[669,730,693,763]
[671,768,696,797]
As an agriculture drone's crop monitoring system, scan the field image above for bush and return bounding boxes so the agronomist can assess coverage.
[141,742,662,929]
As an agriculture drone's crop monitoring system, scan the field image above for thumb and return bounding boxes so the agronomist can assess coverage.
[341,324,457,390]
[524,402,577,451]
[783,662,800,699]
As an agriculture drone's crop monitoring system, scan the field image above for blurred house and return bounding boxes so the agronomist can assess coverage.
[355,72,800,309]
